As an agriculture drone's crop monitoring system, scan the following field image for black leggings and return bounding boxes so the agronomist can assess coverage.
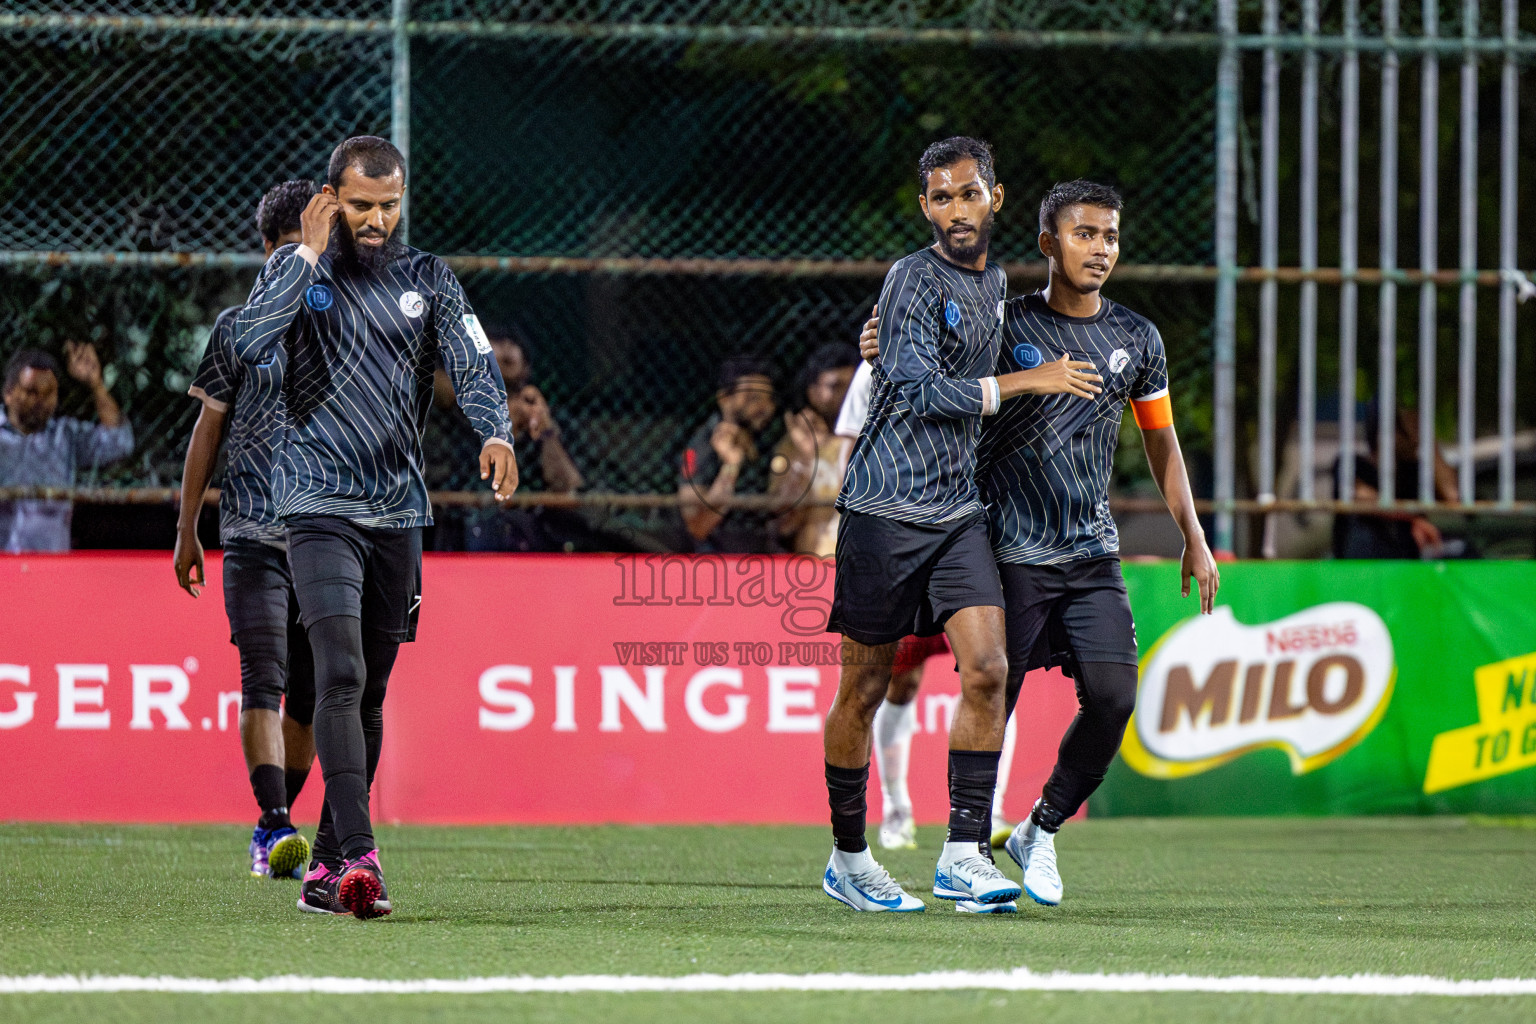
[307,614,399,865]
[1008,659,1138,820]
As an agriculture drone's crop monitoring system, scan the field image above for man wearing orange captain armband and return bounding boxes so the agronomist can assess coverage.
[859,180,1219,908]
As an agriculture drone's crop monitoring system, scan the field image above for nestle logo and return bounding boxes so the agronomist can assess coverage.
[1266,621,1359,654]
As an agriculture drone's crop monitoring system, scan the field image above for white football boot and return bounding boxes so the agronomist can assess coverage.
[878,806,917,850]
[1003,807,1063,906]
[822,847,926,913]
[956,898,1018,914]
[932,841,1022,905]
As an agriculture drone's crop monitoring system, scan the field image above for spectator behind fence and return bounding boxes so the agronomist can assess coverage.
[678,355,779,553]
[0,344,133,553]
[771,342,860,556]
[1333,406,1460,559]
[429,325,585,550]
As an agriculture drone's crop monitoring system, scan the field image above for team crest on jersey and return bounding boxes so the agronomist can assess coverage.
[399,291,425,318]
[944,300,961,327]
[1012,342,1043,369]
[304,284,333,311]
[1109,348,1131,373]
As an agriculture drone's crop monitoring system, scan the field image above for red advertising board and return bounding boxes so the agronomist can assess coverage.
[0,552,1078,825]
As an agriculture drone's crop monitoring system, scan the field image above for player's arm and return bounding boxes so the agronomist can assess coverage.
[858,308,1100,400]
[174,403,227,598]
[879,267,996,421]
[175,320,238,597]
[1131,326,1218,613]
[231,193,335,364]
[431,262,518,501]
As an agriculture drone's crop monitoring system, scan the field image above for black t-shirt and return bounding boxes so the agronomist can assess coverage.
[679,412,773,553]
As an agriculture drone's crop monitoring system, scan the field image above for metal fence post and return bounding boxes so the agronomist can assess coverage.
[1457,0,1478,504]
[1378,0,1400,505]
[1498,0,1519,506]
[1299,0,1320,502]
[1213,0,1239,553]
[1419,0,1440,504]
[1258,0,1280,557]
[393,0,411,246]
[1338,0,1361,505]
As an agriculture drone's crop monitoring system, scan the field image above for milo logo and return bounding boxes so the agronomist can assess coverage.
[1121,603,1395,779]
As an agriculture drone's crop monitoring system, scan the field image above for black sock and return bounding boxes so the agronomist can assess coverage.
[250,764,289,829]
[946,749,1000,844]
[825,762,870,853]
[1032,795,1068,833]
[284,767,311,808]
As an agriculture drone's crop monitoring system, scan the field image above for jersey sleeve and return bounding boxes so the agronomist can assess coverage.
[430,259,514,450]
[833,360,873,439]
[187,311,243,412]
[1130,321,1172,429]
[231,244,316,365]
[879,262,994,421]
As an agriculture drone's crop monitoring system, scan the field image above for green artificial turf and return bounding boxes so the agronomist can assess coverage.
[1,818,1533,1023]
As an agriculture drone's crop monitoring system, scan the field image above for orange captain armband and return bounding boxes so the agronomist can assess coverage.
[1131,389,1173,430]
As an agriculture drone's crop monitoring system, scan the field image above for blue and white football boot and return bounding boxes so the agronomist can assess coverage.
[822,847,926,912]
[1003,803,1063,906]
[933,841,1022,906]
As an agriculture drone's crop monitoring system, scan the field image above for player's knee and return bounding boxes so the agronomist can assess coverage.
[958,650,1008,698]
[234,627,287,714]
[1084,661,1139,724]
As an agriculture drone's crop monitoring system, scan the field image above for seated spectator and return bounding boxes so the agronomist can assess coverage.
[427,324,586,550]
[0,344,133,553]
[771,342,859,556]
[1333,407,1459,559]
[678,355,778,552]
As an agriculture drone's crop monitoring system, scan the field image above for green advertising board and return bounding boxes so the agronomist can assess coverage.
[1094,561,1536,816]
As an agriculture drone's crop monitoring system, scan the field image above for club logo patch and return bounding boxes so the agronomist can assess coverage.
[1012,342,1043,369]
[463,313,492,354]
[399,291,425,318]
[944,300,961,327]
[1109,348,1131,374]
[1121,603,1395,780]
[304,284,333,311]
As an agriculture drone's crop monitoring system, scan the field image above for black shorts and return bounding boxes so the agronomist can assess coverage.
[221,537,315,720]
[827,510,1004,647]
[286,516,423,643]
[1001,556,1138,682]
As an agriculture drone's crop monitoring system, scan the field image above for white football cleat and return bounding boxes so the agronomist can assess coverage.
[823,848,926,913]
[956,898,1018,914]
[878,807,917,850]
[1004,812,1063,907]
[932,841,1022,905]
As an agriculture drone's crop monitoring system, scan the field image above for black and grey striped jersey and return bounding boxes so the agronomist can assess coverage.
[231,243,513,529]
[979,292,1168,564]
[837,247,1005,525]
[188,306,287,546]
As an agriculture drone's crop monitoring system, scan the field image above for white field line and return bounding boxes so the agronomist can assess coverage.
[2,970,1536,997]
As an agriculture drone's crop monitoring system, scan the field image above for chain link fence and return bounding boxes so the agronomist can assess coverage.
[1,2,1217,519]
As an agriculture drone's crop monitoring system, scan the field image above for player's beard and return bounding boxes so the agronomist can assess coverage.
[332,219,405,276]
[932,209,993,265]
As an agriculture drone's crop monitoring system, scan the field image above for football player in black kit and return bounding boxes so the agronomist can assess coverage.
[233,137,517,919]
[859,180,1218,907]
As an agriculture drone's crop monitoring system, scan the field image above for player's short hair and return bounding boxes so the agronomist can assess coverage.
[4,348,60,393]
[918,136,996,195]
[717,354,774,395]
[327,135,407,190]
[254,180,319,244]
[790,343,860,412]
[1039,179,1123,236]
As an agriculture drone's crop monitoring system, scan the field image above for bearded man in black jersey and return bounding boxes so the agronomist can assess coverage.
[233,136,516,919]
[859,179,1219,909]
[822,139,1102,914]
